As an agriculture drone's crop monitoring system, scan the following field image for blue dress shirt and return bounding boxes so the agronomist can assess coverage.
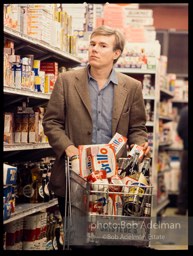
[87,65,118,144]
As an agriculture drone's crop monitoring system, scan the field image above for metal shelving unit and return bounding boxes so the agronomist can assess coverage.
[116,58,160,220]
[4,26,81,68]
[3,199,58,224]
[155,86,175,215]
[4,143,51,152]
[4,86,51,100]
[115,67,156,74]
[3,26,81,224]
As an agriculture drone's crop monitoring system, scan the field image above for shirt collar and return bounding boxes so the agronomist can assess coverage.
[87,64,118,85]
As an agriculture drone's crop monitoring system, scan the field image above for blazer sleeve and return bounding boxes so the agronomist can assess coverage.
[42,74,73,158]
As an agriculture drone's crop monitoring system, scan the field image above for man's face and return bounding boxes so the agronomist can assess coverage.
[88,35,120,68]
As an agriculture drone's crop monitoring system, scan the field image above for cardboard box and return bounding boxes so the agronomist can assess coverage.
[3,164,17,185]
[14,113,22,143]
[4,112,14,144]
[79,144,117,179]
[109,132,127,158]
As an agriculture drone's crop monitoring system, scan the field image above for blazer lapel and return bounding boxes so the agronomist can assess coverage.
[74,68,92,119]
[112,74,128,135]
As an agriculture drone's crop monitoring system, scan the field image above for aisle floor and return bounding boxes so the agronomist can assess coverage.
[149,207,188,250]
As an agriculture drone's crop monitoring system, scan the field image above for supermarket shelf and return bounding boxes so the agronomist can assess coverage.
[157,167,170,175]
[160,88,174,98]
[4,26,81,68]
[143,95,155,100]
[165,146,183,151]
[115,67,156,74]
[159,141,173,147]
[172,99,188,103]
[146,121,154,126]
[168,190,179,195]
[3,199,58,224]
[159,115,173,122]
[4,143,51,152]
[4,86,51,100]
[156,199,170,214]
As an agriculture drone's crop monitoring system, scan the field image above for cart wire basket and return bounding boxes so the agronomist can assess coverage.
[63,157,153,250]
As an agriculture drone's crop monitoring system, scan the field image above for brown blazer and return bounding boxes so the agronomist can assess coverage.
[43,67,148,196]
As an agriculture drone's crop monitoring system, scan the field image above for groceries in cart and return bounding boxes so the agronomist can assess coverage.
[69,132,152,218]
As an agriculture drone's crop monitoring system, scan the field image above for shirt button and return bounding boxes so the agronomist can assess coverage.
[98,111,101,114]
[97,128,100,131]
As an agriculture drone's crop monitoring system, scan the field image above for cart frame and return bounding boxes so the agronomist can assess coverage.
[63,157,153,250]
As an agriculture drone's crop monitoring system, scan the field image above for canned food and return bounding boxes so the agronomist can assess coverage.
[122,182,146,217]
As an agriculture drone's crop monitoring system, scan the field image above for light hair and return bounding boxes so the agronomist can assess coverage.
[90,25,125,63]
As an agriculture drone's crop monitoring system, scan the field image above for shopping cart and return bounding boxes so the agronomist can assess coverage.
[63,157,153,250]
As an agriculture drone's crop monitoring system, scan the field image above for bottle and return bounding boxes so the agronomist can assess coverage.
[141,157,151,184]
[21,162,32,203]
[118,155,134,178]
[47,163,54,200]
[54,215,63,250]
[122,151,145,217]
[129,151,140,175]
[42,165,50,202]
[46,214,53,250]
[143,74,151,96]
[30,163,42,203]
[145,100,151,121]
[143,202,151,217]
[38,163,45,202]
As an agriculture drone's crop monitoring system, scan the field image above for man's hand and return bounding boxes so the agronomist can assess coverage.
[65,145,79,158]
[130,142,151,158]
[140,142,151,157]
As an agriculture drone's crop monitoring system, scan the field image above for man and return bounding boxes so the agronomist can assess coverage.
[175,105,188,215]
[43,25,150,217]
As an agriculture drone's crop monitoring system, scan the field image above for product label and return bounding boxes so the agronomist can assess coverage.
[23,185,34,198]
[5,167,17,185]
[86,145,117,178]
[109,133,127,158]
[39,185,44,198]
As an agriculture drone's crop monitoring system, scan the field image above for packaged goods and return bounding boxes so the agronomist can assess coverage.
[109,132,127,158]
[115,194,123,215]
[3,164,17,186]
[121,175,138,193]
[89,194,107,215]
[111,194,123,215]
[4,112,14,144]
[87,170,108,191]
[118,156,133,177]
[128,144,145,162]
[122,178,148,217]
[119,150,140,177]
[79,144,117,179]
[143,202,151,217]
[14,113,22,143]
[106,195,114,215]
[108,174,123,192]
[3,199,11,220]
[21,113,28,143]
[41,167,50,202]
[141,157,151,184]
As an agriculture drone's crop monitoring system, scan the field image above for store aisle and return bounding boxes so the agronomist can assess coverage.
[150,207,188,250]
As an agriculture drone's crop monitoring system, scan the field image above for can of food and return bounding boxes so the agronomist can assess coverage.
[122,181,146,217]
